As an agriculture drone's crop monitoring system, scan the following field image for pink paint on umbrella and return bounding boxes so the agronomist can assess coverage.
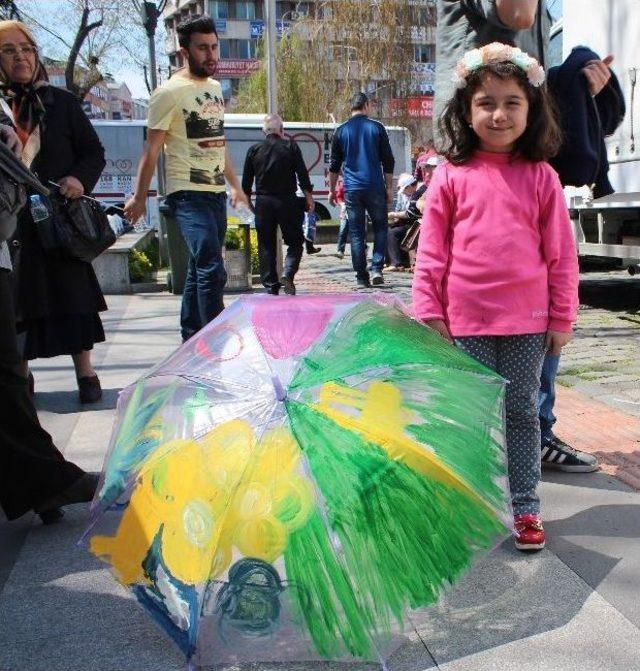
[251,297,336,359]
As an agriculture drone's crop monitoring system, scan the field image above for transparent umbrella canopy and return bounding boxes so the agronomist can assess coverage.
[82,294,512,669]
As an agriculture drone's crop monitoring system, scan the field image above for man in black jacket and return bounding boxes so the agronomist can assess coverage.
[242,114,314,296]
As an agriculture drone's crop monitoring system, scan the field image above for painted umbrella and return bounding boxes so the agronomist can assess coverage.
[83,294,512,669]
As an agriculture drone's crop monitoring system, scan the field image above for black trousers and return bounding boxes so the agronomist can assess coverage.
[0,269,84,520]
[255,195,304,293]
[387,223,412,268]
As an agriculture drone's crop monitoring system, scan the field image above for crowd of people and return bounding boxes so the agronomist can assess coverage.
[1,2,621,556]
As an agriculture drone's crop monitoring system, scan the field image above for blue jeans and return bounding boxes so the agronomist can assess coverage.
[167,191,227,341]
[344,189,388,279]
[538,352,560,443]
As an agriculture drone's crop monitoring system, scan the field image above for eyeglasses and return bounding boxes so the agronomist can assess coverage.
[0,45,38,58]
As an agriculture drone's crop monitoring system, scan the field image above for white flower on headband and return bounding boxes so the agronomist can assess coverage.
[451,42,546,89]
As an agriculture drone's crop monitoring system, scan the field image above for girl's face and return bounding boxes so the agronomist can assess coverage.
[467,74,529,153]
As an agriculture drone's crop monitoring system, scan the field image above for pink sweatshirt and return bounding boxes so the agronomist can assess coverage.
[412,151,579,336]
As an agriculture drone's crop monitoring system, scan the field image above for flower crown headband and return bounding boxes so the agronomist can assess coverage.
[452,42,545,89]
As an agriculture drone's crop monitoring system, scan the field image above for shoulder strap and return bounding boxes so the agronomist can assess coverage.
[0,97,14,124]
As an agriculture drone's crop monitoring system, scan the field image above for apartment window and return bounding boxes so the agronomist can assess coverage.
[414,44,435,63]
[220,39,231,59]
[235,1,256,20]
[236,39,257,58]
[220,39,257,58]
[220,78,240,100]
[220,78,232,100]
[209,0,229,19]
[276,1,295,20]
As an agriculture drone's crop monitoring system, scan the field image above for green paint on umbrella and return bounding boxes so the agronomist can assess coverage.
[290,301,500,392]
[284,401,509,659]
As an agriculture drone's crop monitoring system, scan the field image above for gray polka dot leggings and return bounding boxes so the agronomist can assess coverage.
[455,334,546,516]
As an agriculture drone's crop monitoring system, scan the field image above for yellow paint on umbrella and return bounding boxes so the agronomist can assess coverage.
[315,380,494,512]
[90,420,314,586]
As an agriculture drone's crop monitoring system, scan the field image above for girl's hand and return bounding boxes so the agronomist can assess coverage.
[424,319,453,343]
[545,330,573,355]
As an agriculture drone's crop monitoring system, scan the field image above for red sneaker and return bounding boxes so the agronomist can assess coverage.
[514,513,546,551]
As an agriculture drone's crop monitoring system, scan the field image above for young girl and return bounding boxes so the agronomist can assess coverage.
[412,43,579,552]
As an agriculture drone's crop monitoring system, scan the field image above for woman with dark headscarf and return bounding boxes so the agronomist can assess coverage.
[0,20,107,404]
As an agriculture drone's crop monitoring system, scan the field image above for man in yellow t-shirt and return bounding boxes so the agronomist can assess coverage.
[124,15,248,341]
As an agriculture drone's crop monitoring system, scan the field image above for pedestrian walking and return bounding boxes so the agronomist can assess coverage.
[412,43,579,551]
[241,113,314,296]
[0,20,107,404]
[329,93,394,288]
[124,15,248,342]
[435,0,605,473]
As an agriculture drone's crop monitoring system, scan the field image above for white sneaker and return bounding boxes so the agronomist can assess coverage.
[371,271,384,286]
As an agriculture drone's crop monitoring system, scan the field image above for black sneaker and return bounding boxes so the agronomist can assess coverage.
[541,435,599,473]
[283,277,296,295]
[356,275,371,289]
[306,245,322,255]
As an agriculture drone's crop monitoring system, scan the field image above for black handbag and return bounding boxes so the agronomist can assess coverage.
[39,192,116,263]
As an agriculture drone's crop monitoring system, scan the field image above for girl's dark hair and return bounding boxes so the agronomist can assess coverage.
[177,15,218,49]
[437,61,562,164]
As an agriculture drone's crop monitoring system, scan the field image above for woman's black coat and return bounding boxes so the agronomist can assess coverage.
[11,85,107,323]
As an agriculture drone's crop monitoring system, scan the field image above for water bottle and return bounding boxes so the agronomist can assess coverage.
[236,203,255,228]
[29,194,49,222]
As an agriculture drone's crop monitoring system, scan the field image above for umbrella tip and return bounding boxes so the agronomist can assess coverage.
[271,376,287,402]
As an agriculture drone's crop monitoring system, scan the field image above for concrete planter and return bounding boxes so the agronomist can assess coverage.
[224,247,252,292]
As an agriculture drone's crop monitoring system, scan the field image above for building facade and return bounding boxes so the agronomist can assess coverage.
[161,0,436,139]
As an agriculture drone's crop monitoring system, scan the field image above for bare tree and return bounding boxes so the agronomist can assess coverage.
[64,0,103,98]
[18,0,167,99]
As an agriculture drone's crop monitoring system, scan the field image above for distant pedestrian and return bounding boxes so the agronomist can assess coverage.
[413,143,437,185]
[412,44,579,551]
[329,93,395,288]
[386,173,425,271]
[124,16,248,341]
[242,113,314,296]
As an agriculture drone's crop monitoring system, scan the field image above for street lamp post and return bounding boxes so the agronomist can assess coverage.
[132,0,168,196]
[264,0,278,113]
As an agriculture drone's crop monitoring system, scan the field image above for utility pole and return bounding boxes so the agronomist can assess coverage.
[264,0,278,113]
[135,0,168,196]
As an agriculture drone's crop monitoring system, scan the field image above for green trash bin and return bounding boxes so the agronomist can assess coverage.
[159,200,189,295]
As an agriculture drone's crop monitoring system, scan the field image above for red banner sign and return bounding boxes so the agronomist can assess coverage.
[216,59,261,77]
[389,96,434,119]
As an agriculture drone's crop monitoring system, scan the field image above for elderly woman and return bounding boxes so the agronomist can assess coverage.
[0,20,106,404]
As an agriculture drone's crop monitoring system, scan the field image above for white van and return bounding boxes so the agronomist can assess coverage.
[91,114,412,223]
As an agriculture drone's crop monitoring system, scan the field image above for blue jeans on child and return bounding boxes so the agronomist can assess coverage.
[538,352,560,443]
[167,190,227,341]
[344,189,388,280]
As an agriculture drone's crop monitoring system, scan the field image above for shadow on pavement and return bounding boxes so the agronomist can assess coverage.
[34,388,120,414]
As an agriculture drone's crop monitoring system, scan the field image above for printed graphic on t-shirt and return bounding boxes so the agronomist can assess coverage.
[148,78,227,193]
